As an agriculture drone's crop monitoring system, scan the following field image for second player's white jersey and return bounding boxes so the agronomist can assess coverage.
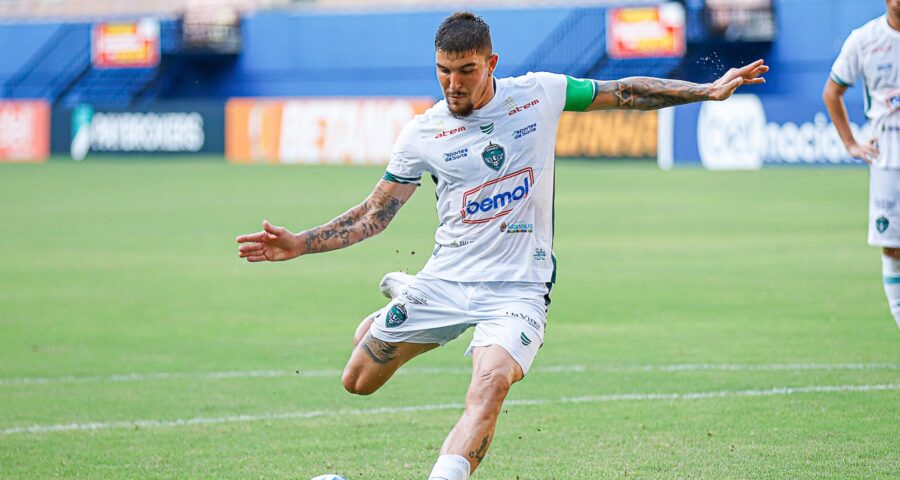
[831,14,900,169]
[386,72,568,283]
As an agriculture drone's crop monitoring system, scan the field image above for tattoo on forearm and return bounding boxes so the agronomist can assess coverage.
[468,434,490,465]
[597,77,709,110]
[361,333,399,364]
[301,183,406,254]
[304,233,314,253]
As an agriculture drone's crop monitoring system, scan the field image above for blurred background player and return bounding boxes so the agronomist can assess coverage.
[823,0,900,329]
[237,12,768,479]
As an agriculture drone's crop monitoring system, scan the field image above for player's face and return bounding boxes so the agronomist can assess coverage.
[889,0,900,17]
[436,49,498,117]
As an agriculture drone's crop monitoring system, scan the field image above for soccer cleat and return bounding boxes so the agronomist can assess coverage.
[379,271,415,299]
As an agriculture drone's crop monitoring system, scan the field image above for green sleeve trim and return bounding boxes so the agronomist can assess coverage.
[383,171,421,185]
[564,75,597,112]
[829,72,851,87]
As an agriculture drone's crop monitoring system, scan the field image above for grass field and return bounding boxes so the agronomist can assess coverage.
[0,159,898,479]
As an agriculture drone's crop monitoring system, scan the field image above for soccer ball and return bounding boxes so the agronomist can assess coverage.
[310,476,347,480]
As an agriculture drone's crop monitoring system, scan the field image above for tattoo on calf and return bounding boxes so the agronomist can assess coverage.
[361,333,399,364]
[468,434,490,465]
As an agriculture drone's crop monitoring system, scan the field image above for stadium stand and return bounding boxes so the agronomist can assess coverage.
[0,0,686,108]
[0,0,292,19]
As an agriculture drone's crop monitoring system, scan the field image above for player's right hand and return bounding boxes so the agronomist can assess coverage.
[848,138,879,164]
[236,220,303,262]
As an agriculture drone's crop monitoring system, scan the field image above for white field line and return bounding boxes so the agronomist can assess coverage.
[0,363,897,387]
[2,383,897,436]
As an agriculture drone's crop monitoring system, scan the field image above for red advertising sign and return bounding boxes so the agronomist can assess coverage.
[0,100,50,162]
[607,3,686,59]
[92,19,160,68]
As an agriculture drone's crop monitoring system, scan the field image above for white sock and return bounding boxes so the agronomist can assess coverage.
[882,255,900,329]
[428,454,470,480]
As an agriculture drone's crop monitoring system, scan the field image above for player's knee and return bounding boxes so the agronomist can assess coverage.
[885,247,900,259]
[467,368,515,408]
[341,369,379,396]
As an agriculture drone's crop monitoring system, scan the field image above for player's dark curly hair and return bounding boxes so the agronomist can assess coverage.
[434,12,492,55]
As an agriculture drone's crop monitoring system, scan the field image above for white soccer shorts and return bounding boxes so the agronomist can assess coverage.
[868,167,900,247]
[367,273,550,374]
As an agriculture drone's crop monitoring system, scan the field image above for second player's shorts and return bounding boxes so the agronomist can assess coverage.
[868,167,900,247]
[368,273,550,374]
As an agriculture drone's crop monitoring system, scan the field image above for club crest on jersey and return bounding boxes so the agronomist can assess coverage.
[481,142,506,171]
[876,216,890,234]
[461,167,534,224]
[385,303,408,328]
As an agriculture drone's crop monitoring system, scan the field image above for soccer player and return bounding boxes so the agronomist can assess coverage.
[823,0,900,329]
[237,12,768,480]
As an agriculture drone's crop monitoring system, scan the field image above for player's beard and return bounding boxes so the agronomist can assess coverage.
[445,93,474,118]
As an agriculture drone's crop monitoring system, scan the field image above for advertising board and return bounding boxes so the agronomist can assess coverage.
[50,102,225,159]
[659,94,871,169]
[0,100,50,162]
[92,19,160,69]
[556,110,657,159]
[226,98,433,165]
[607,3,686,59]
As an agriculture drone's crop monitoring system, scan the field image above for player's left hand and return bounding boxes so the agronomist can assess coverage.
[848,137,880,164]
[708,59,769,101]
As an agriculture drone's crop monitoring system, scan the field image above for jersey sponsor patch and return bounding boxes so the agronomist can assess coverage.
[501,222,533,233]
[513,123,537,140]
[508,98,540,116]
[435,126,466,139]
[461,167,534,224]
[443,148,468,162]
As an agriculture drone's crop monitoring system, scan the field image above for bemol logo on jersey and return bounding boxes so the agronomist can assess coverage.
[460,167,534,224]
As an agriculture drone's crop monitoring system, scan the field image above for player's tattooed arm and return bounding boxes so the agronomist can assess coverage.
[360,333,399,364]
[299,179,415,255]
[236,179,414,262]
[593,78,709,110]
[586,59,768,111]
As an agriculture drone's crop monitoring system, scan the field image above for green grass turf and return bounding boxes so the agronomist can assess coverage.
[0,159,897,479]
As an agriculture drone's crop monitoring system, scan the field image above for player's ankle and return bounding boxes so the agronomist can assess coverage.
[428,454,470,480]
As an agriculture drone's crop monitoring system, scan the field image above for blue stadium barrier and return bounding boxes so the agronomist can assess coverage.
[3,23,91,101]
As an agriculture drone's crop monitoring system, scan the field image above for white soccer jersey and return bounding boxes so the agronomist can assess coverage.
[385,72,568,283]
[831,14,900,169]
